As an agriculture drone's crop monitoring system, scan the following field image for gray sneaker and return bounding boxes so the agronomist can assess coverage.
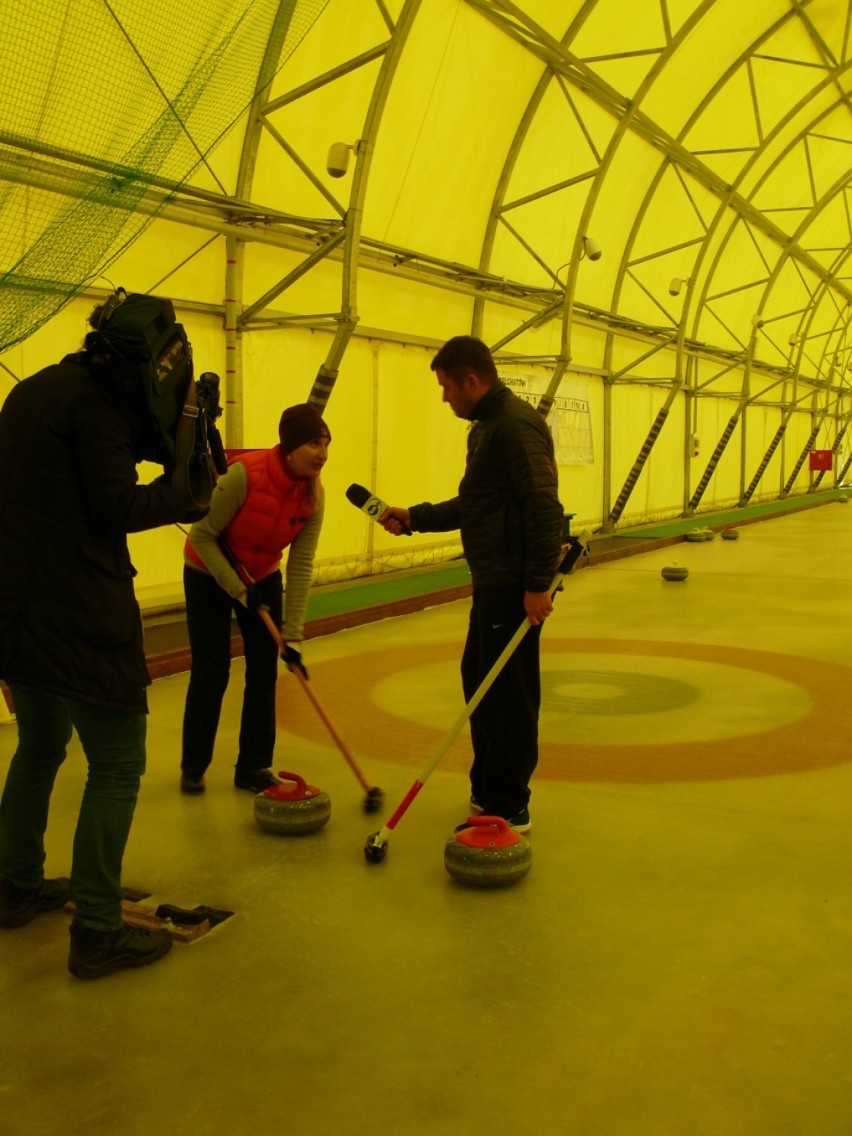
[507,808,532,834]
[68,921,173,979]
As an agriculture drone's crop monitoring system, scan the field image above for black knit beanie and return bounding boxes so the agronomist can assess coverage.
[278,403,332,454]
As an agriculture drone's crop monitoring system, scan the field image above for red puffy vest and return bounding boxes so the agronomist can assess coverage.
[185,446,315,582]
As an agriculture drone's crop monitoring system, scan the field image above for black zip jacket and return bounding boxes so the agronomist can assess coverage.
[408,381,564,591]
[0,354,201,711]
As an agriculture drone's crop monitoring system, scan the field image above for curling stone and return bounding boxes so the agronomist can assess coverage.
[838,495,848,503]
[364,830,388,863]
[444,816,532,889]
[661,563,688,581]
[700,527,715,540]
[721,526,739,540]
[254,771,331,835]
[685,529,706,542]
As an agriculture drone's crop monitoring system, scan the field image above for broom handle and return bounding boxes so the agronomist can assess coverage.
[255,607,372,793]
[216,533,375,794]
[410,534,589,787]
[374,534,589,837]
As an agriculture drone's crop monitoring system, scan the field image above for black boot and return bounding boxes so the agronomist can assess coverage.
[68,921,173,979]
[0,877,70,928]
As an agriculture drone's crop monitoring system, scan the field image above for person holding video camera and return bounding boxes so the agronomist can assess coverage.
[179,403,331,795]
[0,295,211,979]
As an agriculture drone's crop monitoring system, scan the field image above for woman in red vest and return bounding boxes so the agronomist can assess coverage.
[179,403,331,794]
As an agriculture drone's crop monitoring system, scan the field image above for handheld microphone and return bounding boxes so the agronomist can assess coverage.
[345,483,411,534]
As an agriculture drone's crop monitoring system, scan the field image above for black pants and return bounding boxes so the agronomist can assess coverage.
[461,585,543,818]
[181,566,283,776]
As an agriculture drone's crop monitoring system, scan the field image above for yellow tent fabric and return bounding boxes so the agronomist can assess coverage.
[1,0,851,597]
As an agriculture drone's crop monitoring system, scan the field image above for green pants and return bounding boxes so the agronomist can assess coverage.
[0,684,146,931]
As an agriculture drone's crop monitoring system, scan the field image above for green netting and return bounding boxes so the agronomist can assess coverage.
[0,0,329,353]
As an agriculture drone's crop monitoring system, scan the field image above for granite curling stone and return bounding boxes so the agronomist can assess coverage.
[685,529,707,542]
[661,563,688,581]
[721,526,740,540]
[254,771,331,835]
[444,816,532,888]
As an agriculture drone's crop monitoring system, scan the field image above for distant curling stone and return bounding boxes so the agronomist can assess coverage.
[721,526,740,540]
[444,816,532,888]
[685,529,706,542]
[838,495,849,503]
[254,771,331,835]
[661,563,688,581]
[700,527,716,540]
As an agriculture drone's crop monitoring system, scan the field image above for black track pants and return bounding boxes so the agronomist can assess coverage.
[460,585,542,818]
[181,566,283,776]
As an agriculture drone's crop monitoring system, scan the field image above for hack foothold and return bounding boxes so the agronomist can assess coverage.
[253,771,331,835]
[443,816,532,888]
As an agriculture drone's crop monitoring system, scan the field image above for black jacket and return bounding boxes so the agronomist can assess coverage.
[409,381,564,590]
[0,354,198,711]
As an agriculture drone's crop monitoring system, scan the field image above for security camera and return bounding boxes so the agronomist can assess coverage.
[326,142,351,178]
[583,236,602,261]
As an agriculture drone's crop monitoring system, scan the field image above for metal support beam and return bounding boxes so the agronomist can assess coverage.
[224,235,243,447]
[307,0,422,409]
[687,412,741,513]
[740,416,792,505]
[239,231,346,324]
[607,390,679,527]
[782,427,820,497]
[812,421,849,490]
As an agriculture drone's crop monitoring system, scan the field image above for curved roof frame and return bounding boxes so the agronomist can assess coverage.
[6,5,849,377]
[684,76,852,367]
[470,0,599,368]
[455,1,852,523]
[24,0,843,481]
[673,65,852,508]
[225,0,416,425]
[453,4,840,420]
[468,1,852,370]
[455,3,798,522]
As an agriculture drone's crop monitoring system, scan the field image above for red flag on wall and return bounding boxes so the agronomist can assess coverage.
[809,449,833,471]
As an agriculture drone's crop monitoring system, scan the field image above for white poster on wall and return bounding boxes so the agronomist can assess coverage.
[501,373,594,465]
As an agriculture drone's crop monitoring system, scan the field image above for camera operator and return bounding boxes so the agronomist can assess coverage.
[0,298,209,979]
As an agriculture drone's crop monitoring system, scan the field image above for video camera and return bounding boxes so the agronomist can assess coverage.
[87,289,228,511]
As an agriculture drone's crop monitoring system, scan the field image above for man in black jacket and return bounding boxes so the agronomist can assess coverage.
[380,336,564,832]
[0,303,205,978]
